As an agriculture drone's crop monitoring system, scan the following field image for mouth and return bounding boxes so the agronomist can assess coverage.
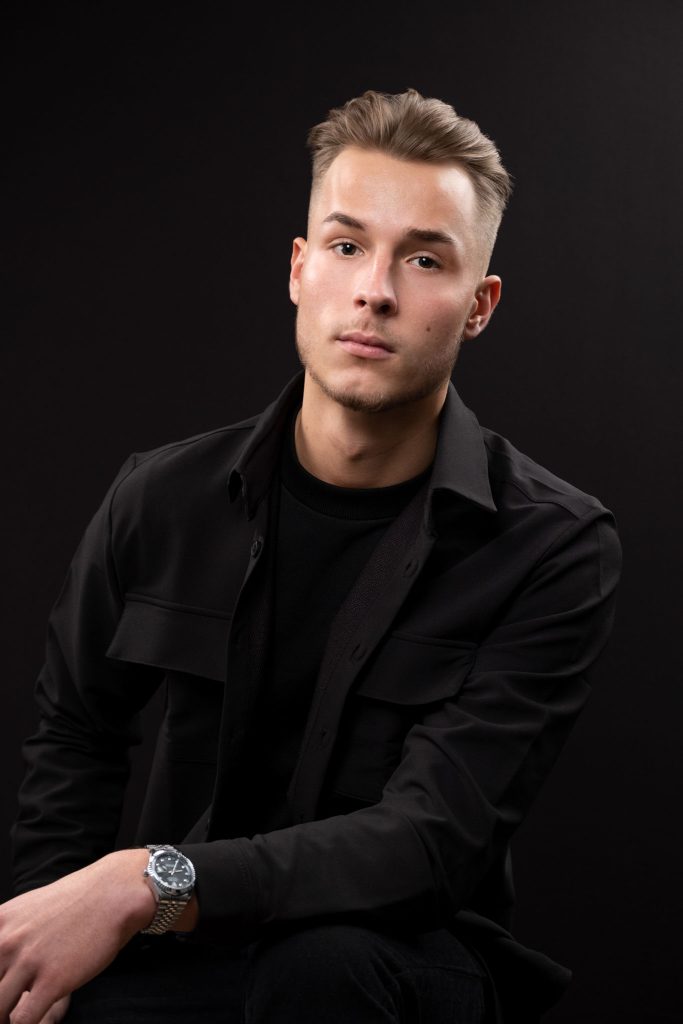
[337,332,395,360]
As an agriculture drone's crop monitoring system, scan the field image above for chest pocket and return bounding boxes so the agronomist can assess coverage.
[106,595,230,764]
[324,632,476,808]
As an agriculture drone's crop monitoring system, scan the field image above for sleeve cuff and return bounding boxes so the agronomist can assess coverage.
[174,838,263,945]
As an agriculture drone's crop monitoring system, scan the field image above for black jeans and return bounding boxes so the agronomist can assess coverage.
[64,921,488,1023]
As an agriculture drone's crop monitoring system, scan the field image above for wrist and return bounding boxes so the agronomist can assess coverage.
[93,849,158,933]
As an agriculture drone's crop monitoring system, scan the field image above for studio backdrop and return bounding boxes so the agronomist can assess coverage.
[4,3,681,1021]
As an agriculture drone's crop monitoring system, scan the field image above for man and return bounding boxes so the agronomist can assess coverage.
[3,89,621,1023]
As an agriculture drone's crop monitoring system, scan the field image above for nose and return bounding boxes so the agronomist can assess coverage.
[353,256,398,316]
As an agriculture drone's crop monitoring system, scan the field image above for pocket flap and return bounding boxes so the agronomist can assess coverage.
[106,597,229,682]
[354,632,476,705]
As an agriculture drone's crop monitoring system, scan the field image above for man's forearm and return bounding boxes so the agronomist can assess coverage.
[0,848,179,1024]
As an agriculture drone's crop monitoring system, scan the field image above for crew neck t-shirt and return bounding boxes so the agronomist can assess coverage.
[241,412,432,833]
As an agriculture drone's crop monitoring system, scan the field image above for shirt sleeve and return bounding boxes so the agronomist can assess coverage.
[10,454,164,896]
[178,506,622,942]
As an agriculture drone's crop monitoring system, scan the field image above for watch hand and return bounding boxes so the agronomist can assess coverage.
[171,859,179,875]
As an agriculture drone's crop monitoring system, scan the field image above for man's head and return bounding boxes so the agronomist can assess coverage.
[306,89,512,266]
[290,89,510,417]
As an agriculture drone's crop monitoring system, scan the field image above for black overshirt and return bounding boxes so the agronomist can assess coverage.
[10,371,622,1020]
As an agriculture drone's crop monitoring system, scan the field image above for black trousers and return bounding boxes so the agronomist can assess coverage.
[64,921,489,1023]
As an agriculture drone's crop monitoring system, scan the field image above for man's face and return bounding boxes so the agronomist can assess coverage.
[289,146,501,414]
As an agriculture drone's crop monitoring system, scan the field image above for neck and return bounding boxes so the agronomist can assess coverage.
[294,374,447,488]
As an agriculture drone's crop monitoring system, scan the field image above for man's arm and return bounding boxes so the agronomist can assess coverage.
[176,507,621,939]
[4,455,166,1023]
[0,850,152,1023]
[10,454,163,895]
[0,857,199,1024]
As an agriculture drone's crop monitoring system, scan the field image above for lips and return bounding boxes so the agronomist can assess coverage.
[336,332,395,360]
[338,331,394,352]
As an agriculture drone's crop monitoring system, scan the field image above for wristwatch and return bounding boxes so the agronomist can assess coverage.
[141,844,196,935]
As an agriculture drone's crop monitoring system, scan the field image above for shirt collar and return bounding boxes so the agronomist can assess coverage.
[429,378,497,516]
[228,371,497,522]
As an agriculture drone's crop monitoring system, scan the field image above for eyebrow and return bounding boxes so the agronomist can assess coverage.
[321,211,458,249]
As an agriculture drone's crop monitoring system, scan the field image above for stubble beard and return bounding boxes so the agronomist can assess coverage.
[295,323,465,415]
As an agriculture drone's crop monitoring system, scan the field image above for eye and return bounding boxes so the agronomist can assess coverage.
[333,241,360,257]
[409,255,441,270]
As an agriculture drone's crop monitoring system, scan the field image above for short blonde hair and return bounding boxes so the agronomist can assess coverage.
[306,88,512,257]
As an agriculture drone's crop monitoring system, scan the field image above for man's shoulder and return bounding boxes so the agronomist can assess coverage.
[480,425,610,522]
[135,413,259,473]
[111,412,261,500]
[108,374,305,516]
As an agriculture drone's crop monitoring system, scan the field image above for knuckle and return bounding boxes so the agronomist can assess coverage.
[0,934,18,959]
[16,951,38,977]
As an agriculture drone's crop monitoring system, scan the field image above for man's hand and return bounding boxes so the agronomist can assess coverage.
[0,849,155,1024]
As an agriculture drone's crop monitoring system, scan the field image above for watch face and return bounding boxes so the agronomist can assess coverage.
[152,850,195,892]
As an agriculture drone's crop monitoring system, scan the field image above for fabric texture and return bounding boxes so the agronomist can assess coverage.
[64,923,488,1023]
[10,371,622,1021]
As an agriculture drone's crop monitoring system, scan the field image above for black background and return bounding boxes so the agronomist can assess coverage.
[4,2,682,1021]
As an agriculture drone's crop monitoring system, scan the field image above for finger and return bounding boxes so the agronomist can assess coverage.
[8,981,64,1024]
[36,994,71,1024]
[8,988,31,1024]
[0,969,34,1022]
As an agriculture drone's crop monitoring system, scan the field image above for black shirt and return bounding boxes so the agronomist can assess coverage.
[244,412,431,832]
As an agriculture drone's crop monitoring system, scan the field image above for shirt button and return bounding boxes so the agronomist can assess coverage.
[251,538,263,558]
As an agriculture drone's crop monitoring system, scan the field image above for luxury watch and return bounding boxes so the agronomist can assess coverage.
[141,844,196,935]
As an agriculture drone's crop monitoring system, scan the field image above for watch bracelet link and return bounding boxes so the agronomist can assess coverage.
[141,893,190,935]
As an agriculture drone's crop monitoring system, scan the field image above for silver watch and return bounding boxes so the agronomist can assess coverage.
[141,844,196,935]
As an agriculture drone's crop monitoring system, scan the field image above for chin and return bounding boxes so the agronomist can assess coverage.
[332,388,395,414]
[317,371,445,415]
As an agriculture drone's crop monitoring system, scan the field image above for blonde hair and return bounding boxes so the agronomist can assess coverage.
[306,88,512,256]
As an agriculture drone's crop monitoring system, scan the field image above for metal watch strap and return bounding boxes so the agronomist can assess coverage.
[141,893,190,935]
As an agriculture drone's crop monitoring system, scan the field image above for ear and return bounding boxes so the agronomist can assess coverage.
[289,237,307,305]
[463,275,502,340]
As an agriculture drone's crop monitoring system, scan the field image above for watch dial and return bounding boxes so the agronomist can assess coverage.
[155,852,194,890]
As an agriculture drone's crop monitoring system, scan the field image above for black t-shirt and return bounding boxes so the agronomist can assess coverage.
[242,412,432,833]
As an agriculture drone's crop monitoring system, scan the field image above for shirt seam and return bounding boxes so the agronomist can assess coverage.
[122,592,232,620]
[484,440,600,516]
[131,422,256,469]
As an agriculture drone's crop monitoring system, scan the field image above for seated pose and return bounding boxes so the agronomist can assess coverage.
[4,88,621,1024]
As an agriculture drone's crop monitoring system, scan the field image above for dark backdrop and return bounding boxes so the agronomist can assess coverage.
[4,2,681,1021]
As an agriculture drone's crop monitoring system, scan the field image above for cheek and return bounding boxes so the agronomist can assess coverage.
[301,254,333,291]
[426,295,470,335]
[407,285,458,327]
[298,268,325,312]
[301,253,352,299]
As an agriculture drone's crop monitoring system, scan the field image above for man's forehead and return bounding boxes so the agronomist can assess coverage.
[310,147,479,239]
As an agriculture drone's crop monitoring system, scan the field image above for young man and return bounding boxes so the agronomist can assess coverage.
[4,89,621,1023]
